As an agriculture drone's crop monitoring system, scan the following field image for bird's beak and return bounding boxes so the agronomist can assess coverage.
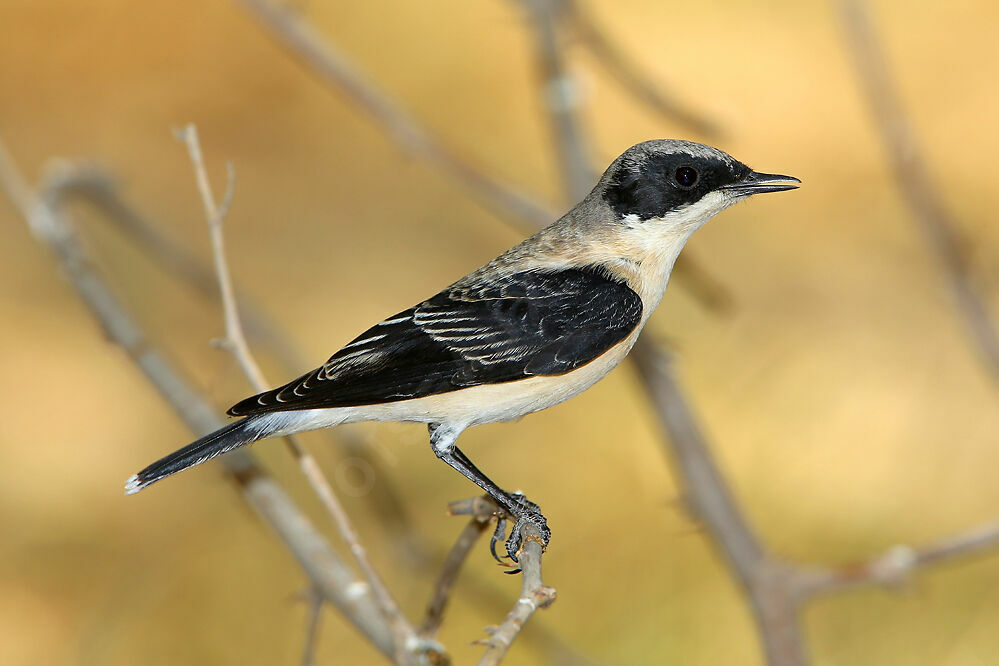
[720,171,801,195]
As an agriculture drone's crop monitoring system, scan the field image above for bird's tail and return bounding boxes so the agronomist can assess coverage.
[125,417,264,495]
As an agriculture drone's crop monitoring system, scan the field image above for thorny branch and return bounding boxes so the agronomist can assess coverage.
[838,0,999,379]
[174,125,424,664]
[0,137,396,659]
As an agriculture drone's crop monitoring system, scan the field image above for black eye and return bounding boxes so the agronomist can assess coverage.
[675,166,698,188]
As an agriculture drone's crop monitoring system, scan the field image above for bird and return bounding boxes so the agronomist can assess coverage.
[126,139,799,561]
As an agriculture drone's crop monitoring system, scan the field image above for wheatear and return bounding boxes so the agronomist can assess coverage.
[127,139,798,560]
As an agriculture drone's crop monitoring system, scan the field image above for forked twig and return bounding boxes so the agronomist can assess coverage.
[174,124,423,663]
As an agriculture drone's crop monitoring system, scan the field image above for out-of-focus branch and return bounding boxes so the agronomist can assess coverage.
[632,343,809,666]
[419,497,496,639]
[476,522,556,666]
[175,124,424,664]
[564,0,720,136]
[521,0,594,202]
[233,0,555,229]
[838,0,999,378]
[797,519,999,598]
[0,136,396,659]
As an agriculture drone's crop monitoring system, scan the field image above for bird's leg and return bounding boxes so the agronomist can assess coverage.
[428,423,550,563]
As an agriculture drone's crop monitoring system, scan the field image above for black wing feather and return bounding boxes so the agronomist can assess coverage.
[228,268,642,415]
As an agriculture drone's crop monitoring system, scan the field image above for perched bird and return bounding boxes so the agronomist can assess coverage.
[126,139,798,560]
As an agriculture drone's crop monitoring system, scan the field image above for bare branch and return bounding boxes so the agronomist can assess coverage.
[0,136,396,658]
[174,125,423,663]
[838,0,999,378]
[476,522,556,666]
[233,0,555,228]
[564,0,720,136]
[175,126,266,389]
[632,342,809,666]
[520,0,594,201]
[420,498,496,638]
[798,519,999,598]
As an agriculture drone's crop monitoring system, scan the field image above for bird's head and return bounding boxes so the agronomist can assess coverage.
[598,139,799,234]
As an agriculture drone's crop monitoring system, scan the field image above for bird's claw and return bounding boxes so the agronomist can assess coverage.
[502,493,551,564]
[489,515,509,564]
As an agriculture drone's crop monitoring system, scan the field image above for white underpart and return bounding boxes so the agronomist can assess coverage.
[618,189,740,315]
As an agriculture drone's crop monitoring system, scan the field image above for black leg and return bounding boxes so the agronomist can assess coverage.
[429,423,550,562]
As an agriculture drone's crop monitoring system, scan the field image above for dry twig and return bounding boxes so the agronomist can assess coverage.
[476,522,556,666]
[174,124,424,663]
[419,497,496,638]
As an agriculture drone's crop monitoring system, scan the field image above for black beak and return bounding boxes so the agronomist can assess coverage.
[720,171,801,195]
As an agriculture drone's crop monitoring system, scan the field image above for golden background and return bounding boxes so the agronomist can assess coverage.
[2,0,998,664]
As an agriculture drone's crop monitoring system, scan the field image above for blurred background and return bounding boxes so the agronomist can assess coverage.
[2,0,998,664]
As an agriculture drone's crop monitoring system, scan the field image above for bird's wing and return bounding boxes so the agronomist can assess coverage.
[227,267,643,415]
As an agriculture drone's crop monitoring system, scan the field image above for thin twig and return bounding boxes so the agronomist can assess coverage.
[476,522,556,666]
[420,498,496,638]
[838,0,999,378]
[174,124,422,663]
[40,164,309,370]
[0,136,396,659]
[565,0,720,136]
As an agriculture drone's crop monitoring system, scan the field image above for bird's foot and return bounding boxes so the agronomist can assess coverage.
[501,492,550,565]
[489,514,508,564]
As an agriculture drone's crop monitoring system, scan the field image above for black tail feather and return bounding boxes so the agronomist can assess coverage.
[125,418,261,494]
